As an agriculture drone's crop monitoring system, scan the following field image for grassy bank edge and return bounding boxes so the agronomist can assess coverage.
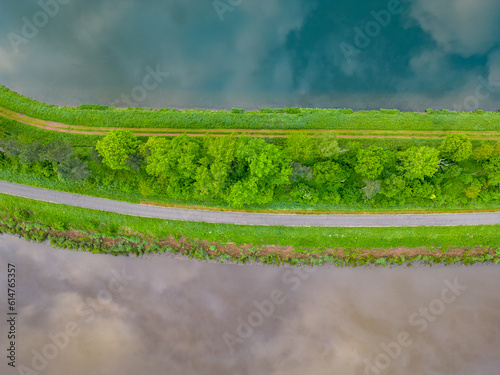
[1,84,500,132]
[1,193,499,267]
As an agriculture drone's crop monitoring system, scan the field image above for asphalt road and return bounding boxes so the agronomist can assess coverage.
[1,181,499,227]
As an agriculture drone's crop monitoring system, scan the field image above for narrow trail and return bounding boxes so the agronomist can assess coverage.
[2,105,500,139]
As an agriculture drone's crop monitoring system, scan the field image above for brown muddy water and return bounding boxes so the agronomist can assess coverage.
[1,233,499,375]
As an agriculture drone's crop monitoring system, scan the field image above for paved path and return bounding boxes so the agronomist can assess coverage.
[1,181,499,227]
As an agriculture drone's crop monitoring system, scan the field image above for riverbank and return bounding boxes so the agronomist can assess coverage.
[1,194,499,266]
[2,104,500,139]
[1,84,500,132]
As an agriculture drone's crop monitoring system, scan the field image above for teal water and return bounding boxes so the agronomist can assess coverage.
[1,0,499,110]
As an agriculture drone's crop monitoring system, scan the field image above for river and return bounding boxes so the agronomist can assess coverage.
[1,0,500,110]
[1,1,500,374]
[1,234,499,375]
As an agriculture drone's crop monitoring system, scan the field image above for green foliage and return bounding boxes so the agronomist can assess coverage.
[381,174,406,198]
[289,162,313,183]
[18,140,44,164]
[225,137,291,207]
[439,134,473,161]
[96,130,140,170]
[139,177,161,197]
[355,146,386,179]
[78,104,110,111]
[194,134,238,200]
[464,180,482,199]
[143,135,201,199]
[362,179,381,200]
[56,157,92,182]
[313,161,347,193]
[42,140,73,162]
[484,155,500,187]
[315,133,341,160]
[125,152,143,171]
[473,143,495,161]
[290,183,319,203]
[284,132,316,164]
[399,146,440,180]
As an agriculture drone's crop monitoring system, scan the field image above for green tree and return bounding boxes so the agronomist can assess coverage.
[56,157,92,182]
[284,132,315,165]
[193,134,238,200]
[406,179,435,199]
[399,146,440,180]
[362,179,381,200]
[464,179,482,199]
[125,152,143,171]
[439,134,472,161]
[225,137,291,206]
[380,174,406,198]
[143,135,201,199]
[315,133,341,160]
[41,140,73,163]
[0,139,22,158]
[355,146,385,180]
[313,161,347,193]
[19,140,44,164]
[289,162,313,183]
[472,144,495,161]
[484,155,500,187]
[96,130,140,170]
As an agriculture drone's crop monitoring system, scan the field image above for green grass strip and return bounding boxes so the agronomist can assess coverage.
[2,84,500,132]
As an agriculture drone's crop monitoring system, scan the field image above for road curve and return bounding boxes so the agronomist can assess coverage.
[1,181,500,227]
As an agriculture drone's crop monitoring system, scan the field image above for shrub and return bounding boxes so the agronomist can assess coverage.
[96,130,140,170]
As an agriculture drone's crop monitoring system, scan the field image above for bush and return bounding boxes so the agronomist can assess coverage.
[379,109,400,114]
[96,130,140,170]
[284,107,301,114]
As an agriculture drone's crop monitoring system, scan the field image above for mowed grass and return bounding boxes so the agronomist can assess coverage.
[1,194,499,251]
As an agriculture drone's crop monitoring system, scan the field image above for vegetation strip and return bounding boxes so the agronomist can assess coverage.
[1,105,500,139]
[2,118,500,213]
[2,85,500,216]
[2,85,500,133]
[1,194,499,266]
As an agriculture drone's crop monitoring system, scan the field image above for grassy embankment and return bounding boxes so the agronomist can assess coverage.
[1,84,500,133]
[1,85,500,264]
[1,193,499,266]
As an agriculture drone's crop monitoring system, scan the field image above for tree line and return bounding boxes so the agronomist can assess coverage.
[93,131,500,207]
[1,129,499,208]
